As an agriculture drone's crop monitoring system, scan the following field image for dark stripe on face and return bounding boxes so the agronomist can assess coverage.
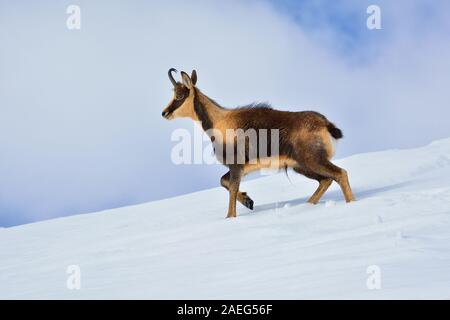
[193,88,213,131]
[166,84,189,114]
[166,96,187,113]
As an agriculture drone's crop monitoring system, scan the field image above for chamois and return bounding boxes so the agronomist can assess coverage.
[162,68,355,218]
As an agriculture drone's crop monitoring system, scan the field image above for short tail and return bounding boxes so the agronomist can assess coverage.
[327,122,343,140]
[284,165,293,185]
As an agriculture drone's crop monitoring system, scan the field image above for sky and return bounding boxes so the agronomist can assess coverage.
[1,0,450,226]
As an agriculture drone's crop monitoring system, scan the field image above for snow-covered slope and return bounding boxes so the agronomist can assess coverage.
[1,139,450,299]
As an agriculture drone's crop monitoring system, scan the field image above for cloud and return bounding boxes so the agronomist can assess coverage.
[0,0,449,226]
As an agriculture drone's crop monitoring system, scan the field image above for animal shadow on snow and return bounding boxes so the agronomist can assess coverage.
[250,181,412,214]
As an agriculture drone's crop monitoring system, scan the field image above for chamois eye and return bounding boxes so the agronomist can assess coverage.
[175,94,184,101]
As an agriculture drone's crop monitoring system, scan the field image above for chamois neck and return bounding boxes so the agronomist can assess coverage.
[193,88,228,131]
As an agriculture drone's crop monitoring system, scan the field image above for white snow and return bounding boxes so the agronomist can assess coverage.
[1,138,450,299]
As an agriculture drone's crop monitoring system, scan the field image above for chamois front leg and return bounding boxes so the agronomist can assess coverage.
[225,166,243,218]
[220,171,254,210]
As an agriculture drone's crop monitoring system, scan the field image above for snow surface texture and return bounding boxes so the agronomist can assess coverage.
[1,139,450,299]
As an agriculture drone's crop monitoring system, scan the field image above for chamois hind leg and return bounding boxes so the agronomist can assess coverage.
[293,167,333,204]
[306,157,356,203]
[220,167,253,213]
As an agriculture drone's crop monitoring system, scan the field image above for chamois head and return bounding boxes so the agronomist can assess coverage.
[162,68,198,120]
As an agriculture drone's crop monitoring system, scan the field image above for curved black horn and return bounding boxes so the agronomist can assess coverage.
[168,68,178,87]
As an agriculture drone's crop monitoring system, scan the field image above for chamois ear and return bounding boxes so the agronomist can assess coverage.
[191,70,197,85]
[180,71,193,89]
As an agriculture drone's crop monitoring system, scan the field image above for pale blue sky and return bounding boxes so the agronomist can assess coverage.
[1,0,450,226]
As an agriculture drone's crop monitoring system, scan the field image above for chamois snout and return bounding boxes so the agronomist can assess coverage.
[161,110,169,119]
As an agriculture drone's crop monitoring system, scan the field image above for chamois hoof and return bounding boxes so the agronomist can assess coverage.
[238,192,254,210]
[243,198,254,210]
